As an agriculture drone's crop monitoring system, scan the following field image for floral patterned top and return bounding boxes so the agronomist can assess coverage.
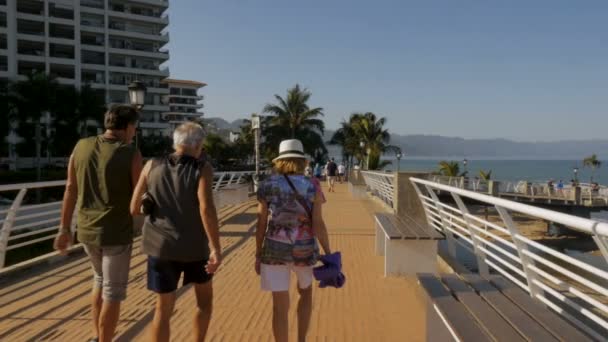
[257,174,319,266]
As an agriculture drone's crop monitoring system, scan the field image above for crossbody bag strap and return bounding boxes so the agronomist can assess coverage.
[283,174,313,219]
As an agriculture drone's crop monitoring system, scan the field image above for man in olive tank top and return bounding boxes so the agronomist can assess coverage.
[54,105,143,342]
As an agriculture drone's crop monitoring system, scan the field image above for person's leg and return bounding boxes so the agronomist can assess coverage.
[147,257,181,342]
[260,264,291,342]
[83,244,104,340]
[192,281,213,341]
[293,266,314,342]
[296,286,312,342]
[150,292,176,342]
[184,259,214,341]
[99,244,132,342]
[272,291,290,342]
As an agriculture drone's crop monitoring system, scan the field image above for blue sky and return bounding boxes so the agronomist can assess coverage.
[166,0,608,141]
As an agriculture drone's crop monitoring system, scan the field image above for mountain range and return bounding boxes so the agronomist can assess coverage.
[205,118,608,159]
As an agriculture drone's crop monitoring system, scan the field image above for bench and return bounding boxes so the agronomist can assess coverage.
[417,273,592,342]
[374,212,444,276]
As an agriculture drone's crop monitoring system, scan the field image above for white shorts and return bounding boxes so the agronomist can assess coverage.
[260,263,313,292]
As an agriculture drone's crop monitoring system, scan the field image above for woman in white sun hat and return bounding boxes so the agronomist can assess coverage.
[255,139,331,342]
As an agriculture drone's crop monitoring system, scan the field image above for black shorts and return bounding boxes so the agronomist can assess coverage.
[147,256,212,293]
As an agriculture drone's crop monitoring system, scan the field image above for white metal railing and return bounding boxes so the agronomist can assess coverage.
[0,171,258,270]
[411,177,608,340]
[361,171,395,208]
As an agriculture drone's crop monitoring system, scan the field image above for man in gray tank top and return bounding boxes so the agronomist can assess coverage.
[130,122,221,341]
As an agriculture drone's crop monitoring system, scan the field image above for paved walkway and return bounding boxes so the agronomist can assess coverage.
[0,183,426,341]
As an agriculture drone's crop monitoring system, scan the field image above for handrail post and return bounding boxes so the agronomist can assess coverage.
[0,188,28,269]
[451,193,490,277]
[593,235,608,265]
[424,184,457,258]
[214,173,226,191]
[495,205,544,301]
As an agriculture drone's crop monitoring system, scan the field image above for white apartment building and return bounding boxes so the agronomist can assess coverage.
[0,0,171,135]
[162,78,205,130]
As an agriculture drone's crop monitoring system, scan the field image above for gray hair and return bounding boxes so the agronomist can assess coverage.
[173,122,205,149]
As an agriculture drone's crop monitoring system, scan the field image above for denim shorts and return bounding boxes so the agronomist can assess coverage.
[147,256,213,293]
[83,244,132,302]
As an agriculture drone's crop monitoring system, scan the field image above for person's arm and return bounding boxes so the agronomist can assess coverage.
[131,150,143,189]
[198,163,222,273]
[313,191,331,255]
[54,153,77,253]
[255,199,269,275]
[130,160,152,216]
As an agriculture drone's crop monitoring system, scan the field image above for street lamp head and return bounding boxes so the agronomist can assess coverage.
[396,152,402,160]
[128,81,147,111]
[359,141,365,148]
[573,167,579,173]
[463,158,468,166]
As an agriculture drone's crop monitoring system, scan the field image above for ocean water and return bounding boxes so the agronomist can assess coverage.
[389,158,606,184]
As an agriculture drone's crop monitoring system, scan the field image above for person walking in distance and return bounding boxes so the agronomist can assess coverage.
[326,158,338,192]
[255,139,332,342]
[337,162,346,184]
[130,122,222,342]
[54,105,143,342]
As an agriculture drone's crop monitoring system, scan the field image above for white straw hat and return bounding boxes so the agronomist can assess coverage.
[273,139,307,162]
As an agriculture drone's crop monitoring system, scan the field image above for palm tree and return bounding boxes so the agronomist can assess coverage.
[438,161,461,177]
[8,72,60,179]
[583,154,602,184]
[262,84,326,159]
[479,169,492,181]
[349,112,397,170]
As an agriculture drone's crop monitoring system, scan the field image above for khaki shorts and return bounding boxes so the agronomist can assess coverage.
[83,244,132,302]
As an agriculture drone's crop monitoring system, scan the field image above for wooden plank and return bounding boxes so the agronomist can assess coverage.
[398,214,444,240]
[374,213,403,239]
[440,275,526,342]
[417,273,493,342]
[385,213,420,240]
[488,276,593,342]
[462,274,559,342]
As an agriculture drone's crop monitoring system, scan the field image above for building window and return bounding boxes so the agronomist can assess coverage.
[82,50,105,65]
[82,70,105,84]
[81,33,104,46]
[18,40,45,56]
[0,12,6,28]
[18,61,45,76]
[0,34,7,50]
[80,0,104,10]
[0,56,7,71]
[50,23,74,39]
[50,64,75,79]
[17,0,44,16]
[17,19,45,36]
[182,89,197,96]
[49,3,74,20]
[50,44,75,59]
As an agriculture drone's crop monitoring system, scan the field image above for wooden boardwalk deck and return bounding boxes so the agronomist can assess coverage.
[0,183,427,341]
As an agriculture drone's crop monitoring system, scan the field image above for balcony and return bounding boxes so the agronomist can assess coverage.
[49,3,75,20]
[80,14,104,28]
[81,50,105,65]
[0,12,6,28]
[80,0,104,10]
[50,43,75,60]
[50,64,75,80]
[49,24,74,40]
[17,19,45,36]
[0,56,7,71]
[17,39,44,57]
[18,60,45,76]
[0,35,6,50]
[82,70,105,84]
[81,33,105,46]
[17,0,44,16]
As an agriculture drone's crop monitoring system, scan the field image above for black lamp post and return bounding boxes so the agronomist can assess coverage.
[396,149,403,173]
[128,81,147,111]
[128,81,146,147]
[573,167,579,184]
[463,158,468,174]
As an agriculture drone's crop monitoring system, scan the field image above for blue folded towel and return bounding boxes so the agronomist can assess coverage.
[313,252,346,288]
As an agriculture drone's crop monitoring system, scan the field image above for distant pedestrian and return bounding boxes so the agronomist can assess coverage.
[130,122,221,342]
[337,162,346,183]
[326,158,338,192]
[255,139,331,342]
[557,180,564,195]
[54,105,143,342]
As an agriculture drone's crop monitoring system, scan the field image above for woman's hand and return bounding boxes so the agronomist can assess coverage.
[254,257,261,275]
